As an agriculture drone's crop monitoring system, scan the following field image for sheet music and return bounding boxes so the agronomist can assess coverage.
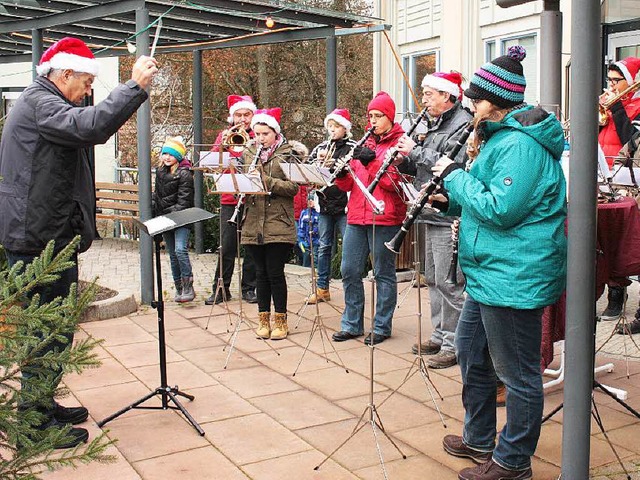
[280,162,330,185]
[145,216,178,236]
[213,172,264,194]
[198,151,237,168]
[611,167,640,187]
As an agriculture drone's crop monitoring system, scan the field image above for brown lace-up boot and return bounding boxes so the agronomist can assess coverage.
[307,288,331,304]
[256,312,271,339]
[270,312,288,340]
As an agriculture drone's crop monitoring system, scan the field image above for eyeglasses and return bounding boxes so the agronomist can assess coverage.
[368,112,385,119]
[607,76,625,84]
[469,98,481,105]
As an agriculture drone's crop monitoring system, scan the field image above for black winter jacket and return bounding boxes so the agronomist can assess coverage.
[152,160,195,216]
[308,137,355,215]
[0,77,148,254]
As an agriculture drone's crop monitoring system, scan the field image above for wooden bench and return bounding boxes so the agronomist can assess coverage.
[95,182,139,221]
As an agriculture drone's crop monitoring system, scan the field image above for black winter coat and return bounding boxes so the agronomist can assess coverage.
[152,162,194,216]
[0,77,148,254]
[308,137,355,215]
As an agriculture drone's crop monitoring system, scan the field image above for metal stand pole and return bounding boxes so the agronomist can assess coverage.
[205,205,234,331]
[98,235,204,436]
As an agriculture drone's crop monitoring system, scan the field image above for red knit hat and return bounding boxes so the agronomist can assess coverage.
[227,94,257,122]
[422,71,464,100]
[251,107,282,134]
[36,37,99,77]
[324,108,352,132]
[613,57,640,84]
[367,91,396,121]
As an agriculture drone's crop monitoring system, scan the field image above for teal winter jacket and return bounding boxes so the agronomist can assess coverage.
[443,105,567,309]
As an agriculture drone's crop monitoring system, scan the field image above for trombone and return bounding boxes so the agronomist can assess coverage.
[599,79,640,126]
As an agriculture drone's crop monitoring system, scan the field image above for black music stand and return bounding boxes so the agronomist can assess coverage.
[97,207,213,436]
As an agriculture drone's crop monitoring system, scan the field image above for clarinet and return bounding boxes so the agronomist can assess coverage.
[385,121,475,254]
[318,126,375,193]
[228,144,263,226]
[367,107,429,194]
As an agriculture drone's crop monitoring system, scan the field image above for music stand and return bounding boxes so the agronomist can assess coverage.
[97,207,213,436]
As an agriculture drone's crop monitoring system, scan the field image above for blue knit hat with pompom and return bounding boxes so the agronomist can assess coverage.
[464,45,527,108]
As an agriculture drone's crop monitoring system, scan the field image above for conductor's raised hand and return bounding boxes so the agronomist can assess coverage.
[132,55,158,89]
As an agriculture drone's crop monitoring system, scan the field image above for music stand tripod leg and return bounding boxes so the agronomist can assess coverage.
[293,234,349,376]
[98,235,204,436]
[205,207,235,331]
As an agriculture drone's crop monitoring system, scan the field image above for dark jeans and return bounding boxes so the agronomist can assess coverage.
[6,249,78,420]
[456,296,544,470]
[214,204,256,293]
[245,243,292,313]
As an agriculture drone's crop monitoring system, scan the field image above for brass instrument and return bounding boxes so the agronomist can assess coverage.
[317,134,337,168]
[223,124,250,153]
[599,79,640,125]
[228,144,263,226]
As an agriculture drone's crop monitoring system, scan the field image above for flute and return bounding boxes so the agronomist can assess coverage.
[367,107,429,194]
[385,121,475,254]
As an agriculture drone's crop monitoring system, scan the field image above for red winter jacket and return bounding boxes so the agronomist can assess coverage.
[335,122,406,226]
[211,128,254,205]
[293,184,309,221]
[598,96,640,166]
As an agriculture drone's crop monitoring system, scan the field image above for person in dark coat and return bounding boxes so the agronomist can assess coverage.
[0,37,157,448]
[152,136,195,302]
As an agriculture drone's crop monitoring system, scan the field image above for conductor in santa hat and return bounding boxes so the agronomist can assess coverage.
[395,71,473,369]
[0,37,158,449]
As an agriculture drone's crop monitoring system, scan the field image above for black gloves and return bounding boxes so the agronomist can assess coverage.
[431,189,449,211]
[353,146,376,166]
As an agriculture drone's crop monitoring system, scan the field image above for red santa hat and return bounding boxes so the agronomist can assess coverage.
[421,71,464,100]
[36,37,99,77]
[367,91,396,121]
[251,107,282,134]
[613,57,640,84]
[227,94,257,122]
[324,108,352,132]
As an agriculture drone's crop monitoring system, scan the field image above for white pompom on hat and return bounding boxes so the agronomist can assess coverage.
[324,108,352,133]
[36,37,99,77]
[251,107,282,134]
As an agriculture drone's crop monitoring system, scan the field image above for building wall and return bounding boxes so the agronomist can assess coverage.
[0,56,121,183]
[374,0,575,122]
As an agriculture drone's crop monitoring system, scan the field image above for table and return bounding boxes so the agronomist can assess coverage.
[541,196,640,398]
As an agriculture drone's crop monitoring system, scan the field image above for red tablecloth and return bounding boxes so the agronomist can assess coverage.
[541,196,640,370]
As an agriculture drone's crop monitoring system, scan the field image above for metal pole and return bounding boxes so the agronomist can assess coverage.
[192,49,204,253]
[539,1,562,117]
[31,29,42,81]
[136,7,154,304]
[562,0,600,477]
[326,35,337,114]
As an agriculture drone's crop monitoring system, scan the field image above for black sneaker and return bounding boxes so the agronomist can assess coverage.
[443,435,493,464]
[21,418,89,450]
[54,403,89,425]
[205,289,231,305]
[242,290,258,304]
[601,286,627,320]
[364,333,389,345]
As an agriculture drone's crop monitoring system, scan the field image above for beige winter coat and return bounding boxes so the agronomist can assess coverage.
[240,142,299,245]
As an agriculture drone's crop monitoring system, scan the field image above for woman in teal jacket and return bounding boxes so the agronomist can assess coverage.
[433,47,567,480]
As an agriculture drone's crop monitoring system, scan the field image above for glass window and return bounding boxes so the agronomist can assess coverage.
[502,35,538,105]
[617,45,640,59]
[402,51,437,115]
[486,41,497,61]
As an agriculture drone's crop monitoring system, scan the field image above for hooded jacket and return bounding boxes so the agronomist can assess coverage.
[335,122,406,226]
[152,158,194,216]
[0,76,148,254]
[241,142,299,245]
[443,105,567,309]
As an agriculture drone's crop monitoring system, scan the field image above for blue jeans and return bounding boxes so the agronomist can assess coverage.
[340,224,398,337]
[456,296,544,470]
[163,226,192,282]
[7,249,78,420]
[316,213,346,289]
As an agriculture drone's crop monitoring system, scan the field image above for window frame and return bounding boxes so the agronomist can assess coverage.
[401,49,440,116]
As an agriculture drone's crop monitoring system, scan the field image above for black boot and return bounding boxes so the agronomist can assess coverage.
[601,286,627,320]
[173,280,182,302]
[178,276,195,303]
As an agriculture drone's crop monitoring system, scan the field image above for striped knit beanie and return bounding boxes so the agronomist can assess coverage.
[161,136,187,161]
[464,46,527,109]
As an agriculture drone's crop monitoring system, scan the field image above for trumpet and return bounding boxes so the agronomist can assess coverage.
[367,107,429,194]
[222,124,250,153]
[228,144,263,226]
[385,121,475,254]
[599,79,640,125]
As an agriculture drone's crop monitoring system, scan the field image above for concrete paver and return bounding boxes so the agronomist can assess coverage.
[36,238,640,478]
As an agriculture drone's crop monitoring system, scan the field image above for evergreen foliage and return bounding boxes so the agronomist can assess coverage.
[0,237,114,479]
